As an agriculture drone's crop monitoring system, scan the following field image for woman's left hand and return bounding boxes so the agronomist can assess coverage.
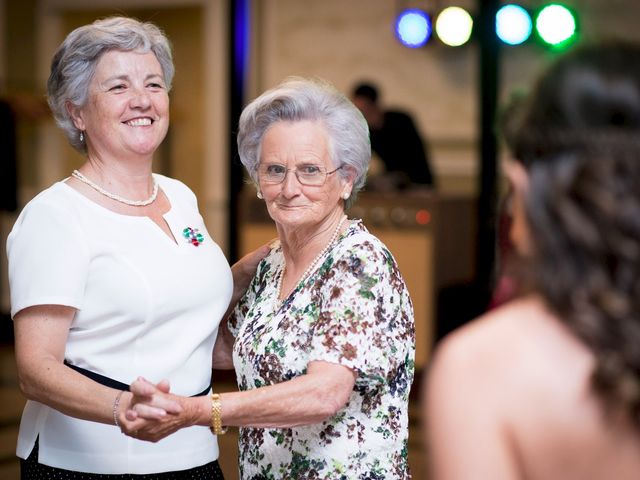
[120,377,202,443]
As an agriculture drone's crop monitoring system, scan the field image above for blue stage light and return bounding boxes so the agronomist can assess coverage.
[496,5,532,45]
[395,9,432,48]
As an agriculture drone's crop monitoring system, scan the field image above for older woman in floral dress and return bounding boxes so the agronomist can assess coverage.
[125,77,415,479]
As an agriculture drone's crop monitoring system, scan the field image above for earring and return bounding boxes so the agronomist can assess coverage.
[79,131,84,143]
[257,190,263,199]
[342,192,350,200]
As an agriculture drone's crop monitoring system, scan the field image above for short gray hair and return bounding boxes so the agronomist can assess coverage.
[47,16,174,154]
[237,77,371,209]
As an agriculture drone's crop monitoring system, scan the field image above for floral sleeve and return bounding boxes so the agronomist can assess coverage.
[308,239,415,388]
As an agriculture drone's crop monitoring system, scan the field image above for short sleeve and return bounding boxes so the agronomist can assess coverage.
[7,198,90,318]
[308,240,415,388]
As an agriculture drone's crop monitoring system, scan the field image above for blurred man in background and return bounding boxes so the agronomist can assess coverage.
[352,81,435,191]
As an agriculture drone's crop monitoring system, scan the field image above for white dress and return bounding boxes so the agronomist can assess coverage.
[7,174,233,474]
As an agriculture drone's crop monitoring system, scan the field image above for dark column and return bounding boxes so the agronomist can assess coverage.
[0,100,17,343]
[475,0,500,302]
[0,100,17,213]
[228,0,250,263]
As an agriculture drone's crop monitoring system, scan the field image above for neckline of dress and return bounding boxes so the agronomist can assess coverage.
[274,217,353,308]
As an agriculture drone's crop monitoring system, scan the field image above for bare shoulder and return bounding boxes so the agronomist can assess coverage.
[423,295,606,479]
[426,295,595,410]
[424,295,640,480]
[433,295,591,371]
[422,296,568,478]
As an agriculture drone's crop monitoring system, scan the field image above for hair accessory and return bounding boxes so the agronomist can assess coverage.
[210,393,227,435]
[79,131,84,143]
[113,390,125,428]
[183,227,205,246]
[257,190,263,199]
[71,169,159,206]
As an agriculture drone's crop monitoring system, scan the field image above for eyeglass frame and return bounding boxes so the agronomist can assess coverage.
[257,163,345,186]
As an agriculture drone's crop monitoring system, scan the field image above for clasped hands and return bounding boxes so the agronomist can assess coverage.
[118,377,198,442]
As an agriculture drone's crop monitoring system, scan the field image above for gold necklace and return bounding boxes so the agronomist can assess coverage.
[276,215,347,307]
[71,169,159,206]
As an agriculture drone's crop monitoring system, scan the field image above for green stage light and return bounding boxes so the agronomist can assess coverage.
[435,6,473,47]
[496,4,532,45]
[535,4,577,47]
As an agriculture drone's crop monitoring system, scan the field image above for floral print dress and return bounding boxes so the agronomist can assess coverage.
[228,220,415,480]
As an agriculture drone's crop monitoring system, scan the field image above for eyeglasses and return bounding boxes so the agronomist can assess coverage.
[258,163,343,186]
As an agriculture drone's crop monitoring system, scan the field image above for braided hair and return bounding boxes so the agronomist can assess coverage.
[505,42,640,425]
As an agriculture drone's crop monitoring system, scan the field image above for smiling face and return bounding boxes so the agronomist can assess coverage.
[68,49,169,161]
[258,120,353,233]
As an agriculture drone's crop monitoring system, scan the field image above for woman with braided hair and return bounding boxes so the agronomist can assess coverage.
[424,42,640,479]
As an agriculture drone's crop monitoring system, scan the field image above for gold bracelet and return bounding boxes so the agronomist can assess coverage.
[210,393,227,435]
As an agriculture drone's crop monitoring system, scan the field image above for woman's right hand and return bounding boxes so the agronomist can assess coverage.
[128,377,182,417]
[119,377,204,443]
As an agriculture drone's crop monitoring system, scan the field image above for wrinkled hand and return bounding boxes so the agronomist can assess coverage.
[119,377,197,443]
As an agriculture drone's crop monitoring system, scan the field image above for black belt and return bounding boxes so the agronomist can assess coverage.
[64,361,211,397]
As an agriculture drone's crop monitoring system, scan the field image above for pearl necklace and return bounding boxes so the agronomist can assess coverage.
[71,169,159,206]
[276,215,348,306]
